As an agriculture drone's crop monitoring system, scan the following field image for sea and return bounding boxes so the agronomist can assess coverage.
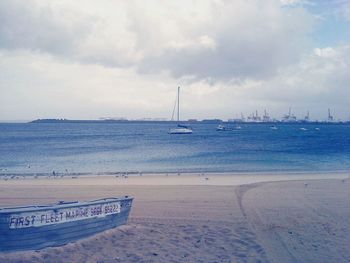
[0,122,350,176]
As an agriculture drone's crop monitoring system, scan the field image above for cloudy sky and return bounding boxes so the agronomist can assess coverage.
[0,0,349,121]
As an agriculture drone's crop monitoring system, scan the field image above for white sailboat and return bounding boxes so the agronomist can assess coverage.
[169,87,193,134]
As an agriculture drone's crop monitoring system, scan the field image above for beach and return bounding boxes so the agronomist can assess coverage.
[0,173,349,262]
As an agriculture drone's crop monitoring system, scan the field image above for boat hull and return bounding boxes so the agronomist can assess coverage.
[0,197,133,252]
[169,128,193,134]
[216,124,236,131]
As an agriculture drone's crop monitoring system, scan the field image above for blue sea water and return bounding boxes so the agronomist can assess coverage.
[0,122,350,175]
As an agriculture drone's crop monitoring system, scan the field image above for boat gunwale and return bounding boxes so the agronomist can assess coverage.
[0,196,133,214]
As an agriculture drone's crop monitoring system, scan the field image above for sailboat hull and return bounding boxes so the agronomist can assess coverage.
[169,127,193,134]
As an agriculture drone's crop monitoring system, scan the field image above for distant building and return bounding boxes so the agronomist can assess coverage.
[201,119,222,123]
[304,111,310,122]
[247,110,261,122]
[327,108,334,122]
[281,108,297,122]
[228,113,245,123]
[228,118,243,123]
[262,109,270,122]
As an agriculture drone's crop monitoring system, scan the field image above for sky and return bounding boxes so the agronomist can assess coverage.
[0,0,349,121]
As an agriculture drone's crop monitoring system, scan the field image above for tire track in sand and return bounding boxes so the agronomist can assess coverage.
[235,182,298,263]
[234,183,269,262]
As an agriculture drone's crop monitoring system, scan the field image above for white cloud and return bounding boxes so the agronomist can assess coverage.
[279,0,314,7]
[314,47,338,57]
[0,49,178,120]
[168,35,216,51]
[135,0,314,80]
[245,45,350,119]
[0,0,313,80]
[1,45,349,121]
[0,0,349,121]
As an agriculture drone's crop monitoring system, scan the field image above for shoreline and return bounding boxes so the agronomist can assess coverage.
[1,169,350,177]
[0,171,348,188]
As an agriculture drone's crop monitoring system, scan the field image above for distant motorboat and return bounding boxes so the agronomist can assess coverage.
[315,127,320,131]
[216,124,235,131]
[300,127,307,131]
[235,125,242,130]
[216,124,225,131]
[270,126,278,130]
[169,87,193,134]
[216,124,229,131]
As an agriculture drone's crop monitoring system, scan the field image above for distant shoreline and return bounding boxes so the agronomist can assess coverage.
[0,119,348,125]
[1,170,349,179]
[26,119,350,124]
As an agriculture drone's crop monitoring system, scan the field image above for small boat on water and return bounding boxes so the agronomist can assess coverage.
[0,196,133,252]
[216,124,231,131]
[270,126,278,130]
[216,124,239,131]
[169,87,192,134]
[300,127,307,131]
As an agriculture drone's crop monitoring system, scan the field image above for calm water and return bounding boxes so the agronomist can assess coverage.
[0,122,350,175]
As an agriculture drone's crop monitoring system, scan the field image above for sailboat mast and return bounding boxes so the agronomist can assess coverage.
[177,86,180,123]
[169,86,192,134]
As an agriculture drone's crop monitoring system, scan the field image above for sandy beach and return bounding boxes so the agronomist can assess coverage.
[0,173,349,262]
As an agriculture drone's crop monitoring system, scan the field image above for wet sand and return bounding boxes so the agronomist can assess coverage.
[0,173,349,262]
